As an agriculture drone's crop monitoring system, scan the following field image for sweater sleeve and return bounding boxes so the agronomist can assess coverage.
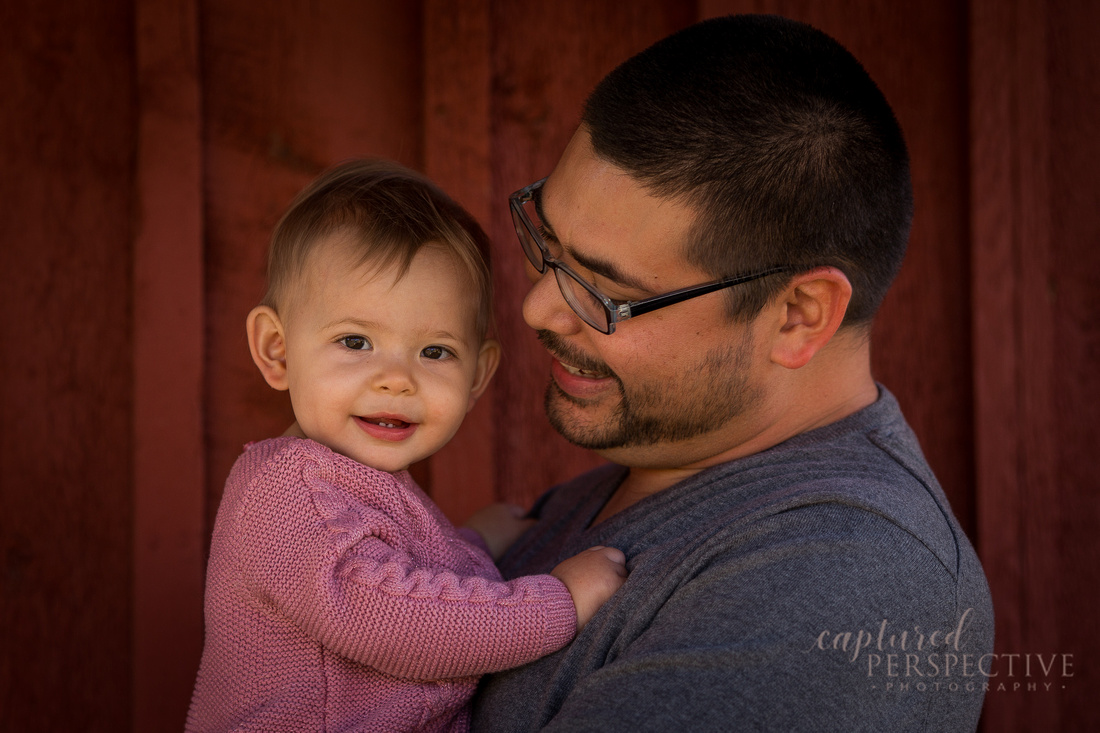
[455,526,493,558]
[234,441,577,681]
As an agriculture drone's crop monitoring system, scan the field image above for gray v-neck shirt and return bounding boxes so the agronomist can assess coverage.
[472,388,992,732]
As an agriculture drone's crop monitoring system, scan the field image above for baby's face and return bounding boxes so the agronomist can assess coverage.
[280,236,493,473]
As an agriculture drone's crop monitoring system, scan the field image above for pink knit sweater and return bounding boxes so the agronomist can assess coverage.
[186,437,576,732]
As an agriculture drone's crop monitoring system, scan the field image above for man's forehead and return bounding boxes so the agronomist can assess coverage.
[534,182,657,295]
[541,131,703,290]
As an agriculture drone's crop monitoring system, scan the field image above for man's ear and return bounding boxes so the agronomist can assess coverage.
[769,267,852,369]
[246,305,290,391]
[467,338,502,411]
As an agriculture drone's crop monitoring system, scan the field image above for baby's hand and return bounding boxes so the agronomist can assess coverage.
[463,503,535,561]
[551,546,628,631]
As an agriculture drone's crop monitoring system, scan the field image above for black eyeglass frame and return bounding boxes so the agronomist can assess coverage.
[509,177,787,334]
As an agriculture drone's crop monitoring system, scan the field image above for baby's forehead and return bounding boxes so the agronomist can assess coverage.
[302,235,472,294]
[289,236,487,334]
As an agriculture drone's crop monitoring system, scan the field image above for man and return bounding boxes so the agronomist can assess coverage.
[473,14,992,732]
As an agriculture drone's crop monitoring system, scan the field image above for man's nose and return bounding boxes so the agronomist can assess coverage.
[370,356,416,395]
[522,267,584,336]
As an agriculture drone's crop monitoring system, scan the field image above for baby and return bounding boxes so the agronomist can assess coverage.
[186,160,627,732]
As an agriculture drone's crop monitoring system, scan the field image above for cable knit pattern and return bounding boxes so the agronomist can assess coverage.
[186,437,576,732]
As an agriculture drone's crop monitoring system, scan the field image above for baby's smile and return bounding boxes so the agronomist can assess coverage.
[354,414,419,443]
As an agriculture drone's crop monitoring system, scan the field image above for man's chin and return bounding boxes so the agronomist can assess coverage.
[544,382,627,451]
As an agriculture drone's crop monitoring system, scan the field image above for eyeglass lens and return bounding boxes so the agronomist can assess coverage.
[511,198,611,332]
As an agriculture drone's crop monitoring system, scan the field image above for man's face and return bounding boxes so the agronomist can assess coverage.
[522,130,767,468]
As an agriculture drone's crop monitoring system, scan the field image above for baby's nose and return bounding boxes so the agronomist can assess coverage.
[371,358,416,395]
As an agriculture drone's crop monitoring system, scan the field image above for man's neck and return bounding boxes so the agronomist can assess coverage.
[592,332,877,525]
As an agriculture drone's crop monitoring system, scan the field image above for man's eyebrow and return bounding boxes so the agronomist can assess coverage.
[534,185,658,296]
[533,186,559,243]
[568,248,657,296]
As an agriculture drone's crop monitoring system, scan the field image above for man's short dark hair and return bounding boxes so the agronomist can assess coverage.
[582,14,913,327]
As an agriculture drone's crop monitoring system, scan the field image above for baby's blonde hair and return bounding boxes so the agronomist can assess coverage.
[264,159,493,337]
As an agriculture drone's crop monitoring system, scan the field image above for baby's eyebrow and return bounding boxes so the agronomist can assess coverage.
[535,187,658,297]
[324,317,381,332]
[326,318,470,346]
[424,329,465,344]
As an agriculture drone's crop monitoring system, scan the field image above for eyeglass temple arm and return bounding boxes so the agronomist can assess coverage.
[622,268,787,319]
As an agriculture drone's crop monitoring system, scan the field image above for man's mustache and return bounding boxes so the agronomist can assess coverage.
[536,330,617,379]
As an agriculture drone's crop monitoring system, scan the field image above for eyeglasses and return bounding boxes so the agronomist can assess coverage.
[509,178,786,334]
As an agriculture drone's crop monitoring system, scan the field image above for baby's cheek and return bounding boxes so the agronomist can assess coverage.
[290,408,331,445]
[430,389,473,435]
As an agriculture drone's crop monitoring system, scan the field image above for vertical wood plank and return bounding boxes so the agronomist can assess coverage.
[422,0,497,523]
[973,0,1100,729]
[969,3,1024,725]
[970,0,1046,728]
[132,0,205,729]
[0,2,135,730]
[1008,0,1061,726]
[1047,1,1100,726]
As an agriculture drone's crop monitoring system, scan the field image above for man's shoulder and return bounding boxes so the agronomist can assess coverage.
[695,396,966,571]
[711,388,946,511]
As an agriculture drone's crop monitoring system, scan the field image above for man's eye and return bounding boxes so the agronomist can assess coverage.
[421,345,452,360]
[536,226,562,256]
[339,336,371,351]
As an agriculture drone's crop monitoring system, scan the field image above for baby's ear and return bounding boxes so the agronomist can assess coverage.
[467,338,501,411]
[246,306,290,391]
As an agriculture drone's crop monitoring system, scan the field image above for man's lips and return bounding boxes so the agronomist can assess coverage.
[537,330,613,378]
[536,330,617,398]
[354,414,418,442]
[550,357,615,399]
[554,357,609,379]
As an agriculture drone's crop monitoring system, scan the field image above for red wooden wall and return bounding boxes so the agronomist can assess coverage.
[1,1,1096,731]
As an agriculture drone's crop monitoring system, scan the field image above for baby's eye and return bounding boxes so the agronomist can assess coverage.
[339,335,372,351]
[421,345,453,361]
